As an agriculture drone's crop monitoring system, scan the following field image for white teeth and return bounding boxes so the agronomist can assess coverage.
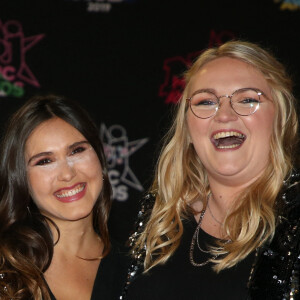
[56,184,85,198]
[213,131,244,140]
[217,144,240,149]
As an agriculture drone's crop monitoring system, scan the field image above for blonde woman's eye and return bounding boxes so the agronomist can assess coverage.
[239,97,260,104]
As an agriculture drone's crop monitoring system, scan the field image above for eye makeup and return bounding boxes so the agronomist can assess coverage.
[26,141,95,171]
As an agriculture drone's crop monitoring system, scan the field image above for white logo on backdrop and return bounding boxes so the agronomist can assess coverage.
[101,123,148,201]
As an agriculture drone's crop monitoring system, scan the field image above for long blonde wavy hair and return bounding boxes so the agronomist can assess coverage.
[133,40,299,272]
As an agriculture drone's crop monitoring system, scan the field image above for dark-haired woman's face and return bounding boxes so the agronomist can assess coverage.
[25,117,103,223]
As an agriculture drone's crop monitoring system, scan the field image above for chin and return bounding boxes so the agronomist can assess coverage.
[61,209,94,222]
[209,167,250,184]
[210,164,246,177]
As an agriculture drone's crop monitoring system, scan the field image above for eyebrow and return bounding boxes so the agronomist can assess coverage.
[190,88,216,97]
[190,87,266,97]
[27,140,90,164]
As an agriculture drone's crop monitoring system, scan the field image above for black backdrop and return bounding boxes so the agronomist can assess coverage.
[1,0,300,244]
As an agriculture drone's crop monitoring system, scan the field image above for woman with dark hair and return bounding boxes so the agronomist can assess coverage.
[0,95,129,300]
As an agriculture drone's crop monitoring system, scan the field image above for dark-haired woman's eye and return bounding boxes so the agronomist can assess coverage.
[35,158,52,166]
[71,147,86,155]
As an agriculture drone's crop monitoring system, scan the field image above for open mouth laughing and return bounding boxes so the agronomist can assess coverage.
[211,131,246,149]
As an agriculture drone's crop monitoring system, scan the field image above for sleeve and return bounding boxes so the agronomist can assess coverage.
[120,193,156,299]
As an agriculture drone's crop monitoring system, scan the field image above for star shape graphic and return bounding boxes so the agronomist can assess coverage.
[0,19,45,87]
[100,123,149,191]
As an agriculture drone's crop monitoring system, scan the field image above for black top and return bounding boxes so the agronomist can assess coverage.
[126,216,255,300]
[48,239,130,300]
[125,174,300,299]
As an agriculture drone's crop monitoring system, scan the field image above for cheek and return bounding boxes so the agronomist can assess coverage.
[72,153,103,178]
[258,122,274,157]
[82,157,103,198]
[27,162,60,192]
[245,111,275,163]
[73,154,103,198]
[27,169,52,205]
[187,113,210,144]
[249,110,274,142]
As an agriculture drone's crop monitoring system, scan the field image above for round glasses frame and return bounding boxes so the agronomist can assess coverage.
[186,88,264,119]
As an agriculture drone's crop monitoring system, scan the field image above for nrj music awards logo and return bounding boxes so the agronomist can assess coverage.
[101,124,148,201]
[0,19,45,98]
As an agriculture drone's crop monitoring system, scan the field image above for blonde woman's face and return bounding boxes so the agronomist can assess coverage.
[186,57,275,186]
[25,118,103,223]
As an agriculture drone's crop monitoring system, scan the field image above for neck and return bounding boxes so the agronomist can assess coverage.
[47,215,103,258]
[196,169,265,238]
[207,169,265,211]
[195,179,247,238]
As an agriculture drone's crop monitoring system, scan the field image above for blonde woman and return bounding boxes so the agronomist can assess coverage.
[125,40,300,299]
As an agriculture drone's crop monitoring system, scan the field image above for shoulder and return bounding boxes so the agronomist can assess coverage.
[248,172,300,299]
[120,193,156,299]
[128,192,156,252]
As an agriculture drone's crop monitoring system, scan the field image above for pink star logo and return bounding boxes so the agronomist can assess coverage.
[0,19,45,87]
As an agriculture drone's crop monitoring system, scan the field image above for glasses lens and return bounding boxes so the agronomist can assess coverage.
[231,89,260,116]
[189,92,218,118]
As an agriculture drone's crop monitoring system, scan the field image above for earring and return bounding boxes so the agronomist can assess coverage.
[27,206,31,216]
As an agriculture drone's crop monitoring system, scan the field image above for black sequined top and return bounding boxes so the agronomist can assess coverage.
[122,173,300,300]
[248,173,300,299]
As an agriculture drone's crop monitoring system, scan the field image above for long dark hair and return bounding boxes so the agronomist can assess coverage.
[0,94,112,299]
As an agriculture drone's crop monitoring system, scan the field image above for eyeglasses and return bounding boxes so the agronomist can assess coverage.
[186,88,264,119]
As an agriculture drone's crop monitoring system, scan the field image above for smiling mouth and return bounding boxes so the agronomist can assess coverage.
[55,183,86,198]
[212,131,246,149]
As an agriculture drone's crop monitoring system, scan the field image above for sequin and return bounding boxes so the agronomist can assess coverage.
[248,172,300,299]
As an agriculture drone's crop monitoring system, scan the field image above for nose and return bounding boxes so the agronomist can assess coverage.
[57,160,76,182]
[214,96,238,123]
